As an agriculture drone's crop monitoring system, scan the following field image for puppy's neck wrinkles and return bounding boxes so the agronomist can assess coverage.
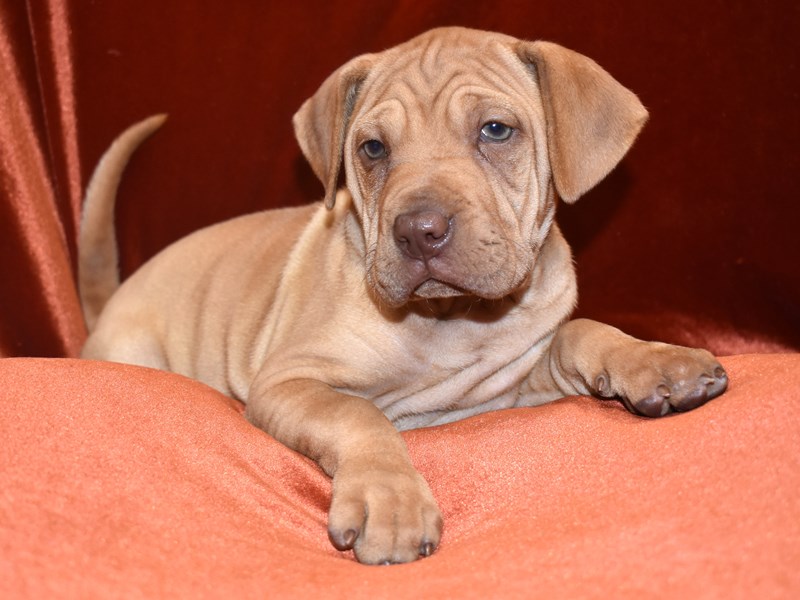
[387,294,524,322]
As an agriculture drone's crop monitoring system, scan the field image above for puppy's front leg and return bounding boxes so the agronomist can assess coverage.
[542,318,728,417]
[246,377,442,565]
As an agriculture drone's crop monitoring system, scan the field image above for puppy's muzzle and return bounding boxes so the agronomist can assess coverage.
[394,210,452,262]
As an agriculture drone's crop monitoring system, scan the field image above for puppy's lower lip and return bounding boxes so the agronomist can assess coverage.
[412,278,466,299]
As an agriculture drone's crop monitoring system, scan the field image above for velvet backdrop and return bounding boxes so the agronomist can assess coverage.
[0,0,798,357]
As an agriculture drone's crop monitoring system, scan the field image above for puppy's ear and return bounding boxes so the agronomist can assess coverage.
[293,55,374,209]
[517,41,648,203]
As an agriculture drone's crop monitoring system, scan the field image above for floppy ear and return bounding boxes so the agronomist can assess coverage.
[293,55,374,209]
[517,41,648,203]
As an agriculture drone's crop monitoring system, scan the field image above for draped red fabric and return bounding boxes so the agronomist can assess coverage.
[0,0,84,357]
[1,0,798,597]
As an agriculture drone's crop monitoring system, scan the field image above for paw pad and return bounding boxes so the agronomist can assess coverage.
[629,365,728,418]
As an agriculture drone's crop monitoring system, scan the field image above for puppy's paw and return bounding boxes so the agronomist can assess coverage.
[598,344,728,418]
[328,461,442,565]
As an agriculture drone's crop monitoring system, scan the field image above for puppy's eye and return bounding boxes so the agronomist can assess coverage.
[362,139,387,159]
[480,121,513,142]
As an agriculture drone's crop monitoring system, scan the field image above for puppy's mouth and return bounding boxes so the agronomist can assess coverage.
[370,265,478,308]
[367,223,534,308]
[412,278,466,300]
[402,258,472,302]
[374,262,529,308]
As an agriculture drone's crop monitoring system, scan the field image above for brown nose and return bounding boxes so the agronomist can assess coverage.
[394,210,452,261]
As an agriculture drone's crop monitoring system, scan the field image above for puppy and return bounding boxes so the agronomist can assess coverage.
[79,27,728,564]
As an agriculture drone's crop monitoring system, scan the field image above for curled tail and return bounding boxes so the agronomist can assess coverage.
[78,114,167,332]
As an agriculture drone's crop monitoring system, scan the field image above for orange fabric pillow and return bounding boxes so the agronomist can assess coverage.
[1,354,798,597]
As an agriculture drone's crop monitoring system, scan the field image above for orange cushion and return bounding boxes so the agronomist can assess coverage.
[2,354,798,597]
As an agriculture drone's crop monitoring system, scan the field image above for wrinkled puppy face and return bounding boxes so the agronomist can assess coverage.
[294,27,648,308]
[345,31,553,306]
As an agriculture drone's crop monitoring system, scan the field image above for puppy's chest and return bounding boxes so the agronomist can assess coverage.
[348,321,545,424]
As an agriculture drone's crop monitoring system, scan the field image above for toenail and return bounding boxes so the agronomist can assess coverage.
[343,529,358,548]
[419,542,435,557]
[634,394,670,418]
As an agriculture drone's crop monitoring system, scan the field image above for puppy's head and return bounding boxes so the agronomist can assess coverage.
[294,27,647,308]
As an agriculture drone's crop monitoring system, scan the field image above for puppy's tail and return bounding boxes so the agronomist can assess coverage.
[78,114,167,332]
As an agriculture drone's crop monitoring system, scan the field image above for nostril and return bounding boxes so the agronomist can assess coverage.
[416,212,448,239]
[394,216,414,246]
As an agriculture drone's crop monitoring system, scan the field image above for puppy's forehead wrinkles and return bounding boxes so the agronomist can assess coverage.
[361,99,409,136]
[417,32,449,85]
[365,49,528,126]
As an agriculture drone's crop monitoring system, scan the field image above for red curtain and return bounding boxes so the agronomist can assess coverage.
[0,0,84,357]
[1,0,798,358]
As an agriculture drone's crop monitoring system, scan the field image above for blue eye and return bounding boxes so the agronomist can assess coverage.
[480,121,513,142]
[362,139,387,159]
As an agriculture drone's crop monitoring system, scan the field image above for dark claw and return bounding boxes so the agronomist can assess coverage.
[595,372,612,397]
[672,386,709,412]
[329,528,359,551]
[626,364,729,417]
[631,384,672,418]
[632,396,671,418]
[709,366,729,398]
[419,542,436,557]
[673,366,728,412]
